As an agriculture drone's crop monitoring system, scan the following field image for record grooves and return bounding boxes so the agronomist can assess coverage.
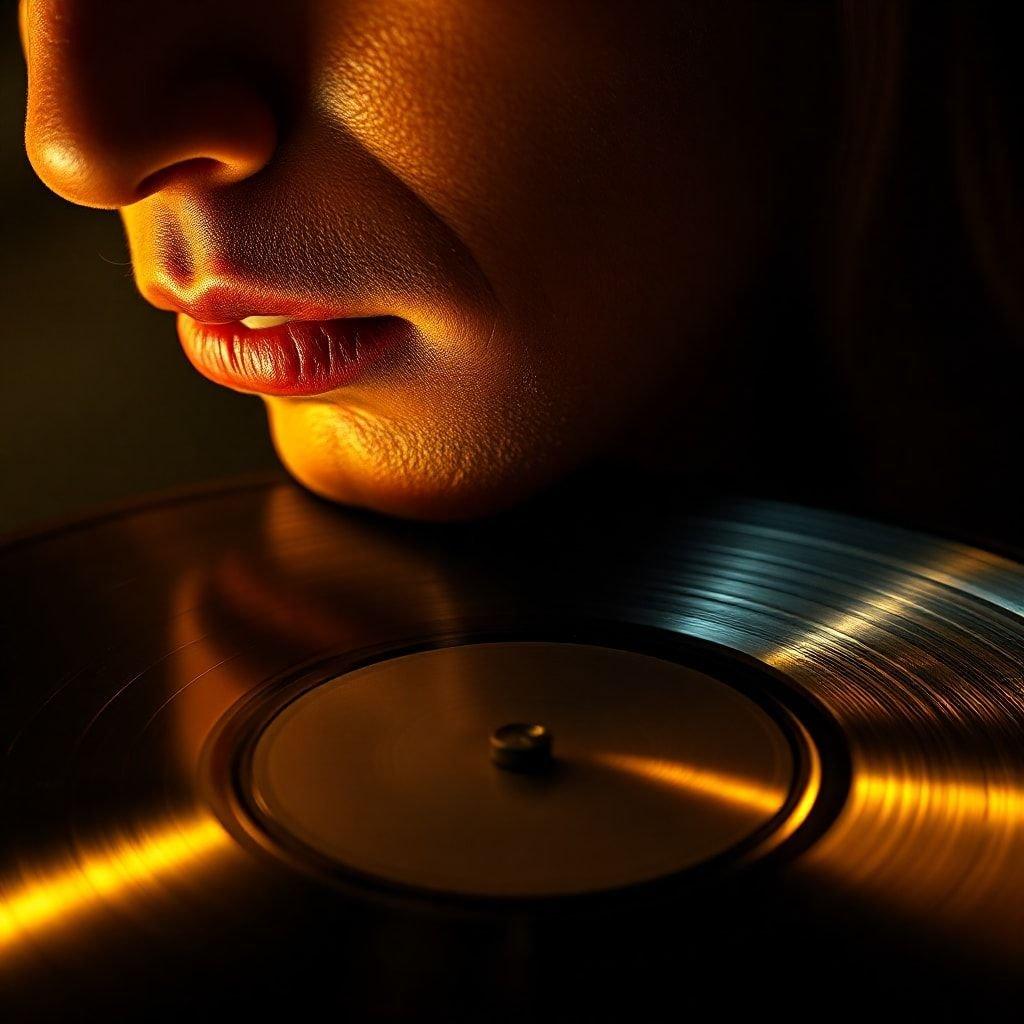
[2,478,1024,1015]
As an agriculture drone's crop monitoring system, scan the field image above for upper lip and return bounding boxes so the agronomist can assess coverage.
[141,280,351,325]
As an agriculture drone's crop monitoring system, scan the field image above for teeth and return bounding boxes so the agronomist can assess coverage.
[240,315,292,329]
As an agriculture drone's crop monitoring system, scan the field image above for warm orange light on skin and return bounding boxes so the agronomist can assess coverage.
[22,0,788,521]
[0,814,230,952]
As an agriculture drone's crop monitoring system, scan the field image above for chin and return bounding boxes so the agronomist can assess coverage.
[265,398,553,523]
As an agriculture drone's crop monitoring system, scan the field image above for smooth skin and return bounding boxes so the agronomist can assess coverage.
[21,1,826,519]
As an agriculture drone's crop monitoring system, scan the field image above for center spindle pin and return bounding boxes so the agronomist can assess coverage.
[489,722,553,773]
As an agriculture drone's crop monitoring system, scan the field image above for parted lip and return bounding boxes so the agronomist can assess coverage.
[141,280,358,326]
[142,273,407,396]
[177,313,404,397]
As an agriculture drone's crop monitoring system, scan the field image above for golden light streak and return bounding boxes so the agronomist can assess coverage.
[765,719,822,847]
[592,753,789,817]
[851,772,1024,826]
[764,593,911,672]
[0,814,230,952]
[755,542,1024,943]
[810,772,1024,885]
[591,722,822,858]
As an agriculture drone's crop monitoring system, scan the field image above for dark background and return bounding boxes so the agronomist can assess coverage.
[0,19,276,536]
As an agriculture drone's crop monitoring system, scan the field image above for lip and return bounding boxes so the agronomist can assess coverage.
[177,314,404,396]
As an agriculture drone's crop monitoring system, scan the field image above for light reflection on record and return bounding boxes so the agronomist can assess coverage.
[2,479,1024,1013]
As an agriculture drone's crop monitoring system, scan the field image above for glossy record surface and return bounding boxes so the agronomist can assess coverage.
[245,642,800,896]
[1,478,1024,1015]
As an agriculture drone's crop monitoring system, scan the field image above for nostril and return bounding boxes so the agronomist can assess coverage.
[135,157,232,202]
[24,34,278,211]
[22,0,278,211]
[130,95,280,202]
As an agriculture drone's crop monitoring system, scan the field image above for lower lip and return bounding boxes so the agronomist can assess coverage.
[177,315,403,396]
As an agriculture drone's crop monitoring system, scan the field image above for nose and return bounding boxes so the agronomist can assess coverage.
[22,1,277,209]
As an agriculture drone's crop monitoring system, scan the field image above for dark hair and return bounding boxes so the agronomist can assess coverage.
[826,1,1022,544]
[835,0,1022,329]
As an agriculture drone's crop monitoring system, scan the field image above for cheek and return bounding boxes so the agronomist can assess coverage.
[311,2,634,311]
[311,1,758,384]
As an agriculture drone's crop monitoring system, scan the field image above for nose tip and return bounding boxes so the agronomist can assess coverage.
[26,79,278,210]
[21,0,278,211]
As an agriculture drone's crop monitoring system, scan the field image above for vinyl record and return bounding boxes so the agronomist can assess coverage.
[2,478,1023,1016]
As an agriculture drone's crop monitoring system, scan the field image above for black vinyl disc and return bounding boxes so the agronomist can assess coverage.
[2,477,1024,1017]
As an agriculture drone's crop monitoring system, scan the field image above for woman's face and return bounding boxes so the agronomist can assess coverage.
[22,0,799,518]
